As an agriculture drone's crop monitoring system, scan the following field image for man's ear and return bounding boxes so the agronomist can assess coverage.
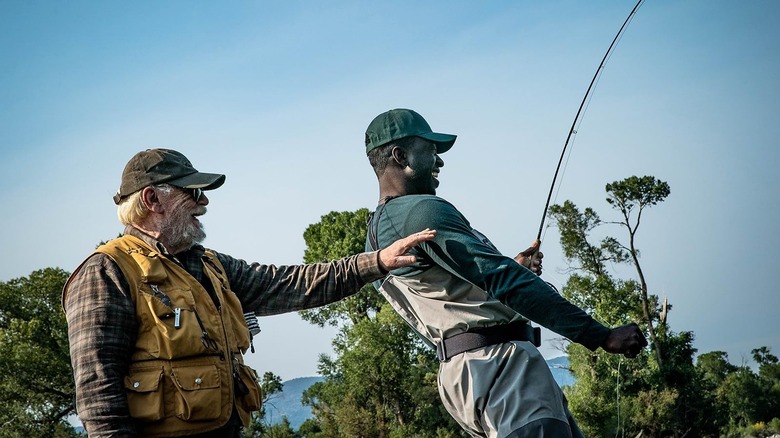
[391,146,408,167]
[140,187,165,213]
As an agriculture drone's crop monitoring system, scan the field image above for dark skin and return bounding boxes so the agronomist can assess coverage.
[378,137,648,359]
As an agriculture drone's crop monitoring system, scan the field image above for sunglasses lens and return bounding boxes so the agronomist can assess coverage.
[192,188,203,202]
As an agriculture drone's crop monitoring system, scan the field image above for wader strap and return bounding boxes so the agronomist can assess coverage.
[437,321,541,361]
[367,196,398,252]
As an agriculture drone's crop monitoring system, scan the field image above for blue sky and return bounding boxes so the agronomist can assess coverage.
[1,1,778,380]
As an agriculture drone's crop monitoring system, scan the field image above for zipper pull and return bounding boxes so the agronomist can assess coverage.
[174,307,181,329]
[150,284,172,308]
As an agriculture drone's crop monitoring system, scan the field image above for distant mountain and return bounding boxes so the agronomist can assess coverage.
[265,356,575,429]
[263,376,323,430]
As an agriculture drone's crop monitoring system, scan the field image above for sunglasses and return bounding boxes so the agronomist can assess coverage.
[189,188,204,203]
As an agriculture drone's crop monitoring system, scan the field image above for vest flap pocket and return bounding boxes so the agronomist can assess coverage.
[125,368,163,393]
[124,367,164,422]
[171,364,221,390]
[131,251,168,283]
[171,364,222,421]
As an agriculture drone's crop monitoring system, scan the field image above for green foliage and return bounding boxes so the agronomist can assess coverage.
[264,417,297,438]
[243,371,286,437]
[548,201,629,275]
[697,351,738,388]
[603,176,670,368]
[0,268,81,436]
[550,175,780,437]
[562,273,643,327]
[303,303,460,437]
[299,209,386,327]
[551,176,712,437]
[297,418,323,437]
[298,210,465,437]
[625,387,678,435]
[605,175,670,217]
[688,348,780,437]
[720,367,765,428]
[563,340,657,437]
[721,417,780,438]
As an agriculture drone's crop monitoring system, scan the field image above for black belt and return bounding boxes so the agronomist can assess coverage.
[436,321,541,361]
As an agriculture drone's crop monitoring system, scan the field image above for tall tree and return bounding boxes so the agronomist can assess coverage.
[0,268,80,437]
[604,175,670,367]
[548,175,711,437]
[298,209,464,437]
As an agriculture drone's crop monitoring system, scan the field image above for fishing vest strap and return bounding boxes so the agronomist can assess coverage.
[437,321,541,361]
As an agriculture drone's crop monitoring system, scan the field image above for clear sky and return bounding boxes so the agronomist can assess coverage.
[1,1,778,380]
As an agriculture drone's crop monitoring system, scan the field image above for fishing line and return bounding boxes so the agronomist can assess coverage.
[615,357,624,438]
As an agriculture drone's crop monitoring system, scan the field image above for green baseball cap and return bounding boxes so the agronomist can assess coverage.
[365,108,457,154]
[113,148,226,204]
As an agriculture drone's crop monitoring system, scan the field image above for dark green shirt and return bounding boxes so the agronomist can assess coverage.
[368,194,609,350]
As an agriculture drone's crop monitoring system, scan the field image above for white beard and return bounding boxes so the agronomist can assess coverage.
[160,206,206,251]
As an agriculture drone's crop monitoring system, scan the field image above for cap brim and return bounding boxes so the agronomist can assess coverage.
[168,172,226,191]
[419,132,457,154]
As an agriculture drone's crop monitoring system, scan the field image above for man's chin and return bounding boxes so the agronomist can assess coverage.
[192,230,207,246]
[179,226,206,249]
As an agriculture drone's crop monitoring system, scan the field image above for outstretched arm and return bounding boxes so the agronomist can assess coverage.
[225,229,437,316]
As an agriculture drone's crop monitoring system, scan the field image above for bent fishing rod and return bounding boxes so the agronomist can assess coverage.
[530,0,645,268]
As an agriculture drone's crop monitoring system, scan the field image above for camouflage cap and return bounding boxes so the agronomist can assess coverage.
[113,148,225,204]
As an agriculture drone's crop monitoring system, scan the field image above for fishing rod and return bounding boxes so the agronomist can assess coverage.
[531,0,645,267]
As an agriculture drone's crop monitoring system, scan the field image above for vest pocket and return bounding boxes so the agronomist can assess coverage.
[138,286,208,359]
[237,363,262,411]
[171,364,222,421]
[125,367,164,421]
[235,363,263,425]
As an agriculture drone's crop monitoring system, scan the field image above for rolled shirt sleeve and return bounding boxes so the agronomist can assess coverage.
[217,251,385,316]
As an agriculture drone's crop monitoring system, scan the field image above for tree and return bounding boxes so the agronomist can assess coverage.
[690,347,780,437]
[243,371,286,437]
[604,175,670,367]
[0,268,81,437]
[264,417,297,438]
[548,175,713,437]
[299,210,385,327]
[298,209,464,437]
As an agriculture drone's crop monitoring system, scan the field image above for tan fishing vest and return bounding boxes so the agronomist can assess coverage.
[69,235,262,436]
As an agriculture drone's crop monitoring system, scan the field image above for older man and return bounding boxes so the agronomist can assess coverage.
[363,109,648,437]
[63,148,435,437]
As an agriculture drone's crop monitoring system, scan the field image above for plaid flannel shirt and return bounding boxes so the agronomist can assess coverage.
[63,226,384,437]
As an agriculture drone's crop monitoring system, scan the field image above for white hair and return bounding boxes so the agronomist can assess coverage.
[116,184,174,225]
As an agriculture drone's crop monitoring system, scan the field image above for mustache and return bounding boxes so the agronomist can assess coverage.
[193,206,207,216]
